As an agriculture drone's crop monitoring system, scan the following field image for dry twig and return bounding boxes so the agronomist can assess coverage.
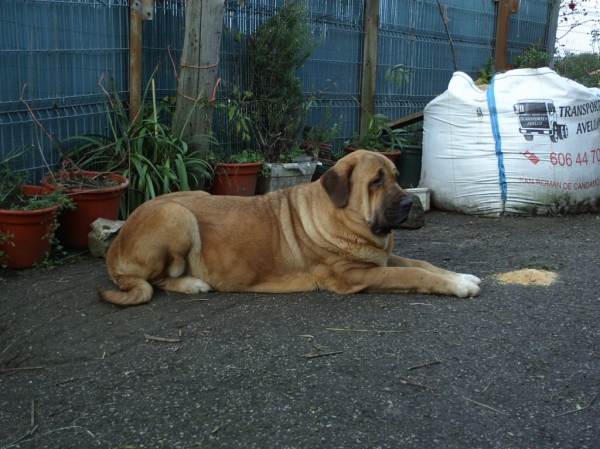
[301,351,344,359]
[0,366,44,373]
[1,426,92,449]
[408,359,441,371]
[144,334,181,343]
[398,376,435,391]
[553,392,598,418]
[2,337,20,354]
[326,328,403,334]
[463,396,509,416]
[19,84,52,142]
[204,329,214,353]
[41,376,91,389]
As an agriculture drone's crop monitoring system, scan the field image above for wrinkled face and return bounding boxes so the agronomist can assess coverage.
[320,150,413,236]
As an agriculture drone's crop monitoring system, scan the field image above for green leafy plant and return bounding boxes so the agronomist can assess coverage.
[345,113,406,153]
[402,124,423,147]
[64,77,214,216]
[211,83,264,164]
[209,149,263,164]
[246,0,318,163]
[0,153,29,207]
[514,45,552,69]
[4,190,74,212]
[1,150,74,212]
[227,150,263,164]
[474,58,495,85]
[302,116,343,159]
[214,83,254,148]
[0,231,13,271]
[384,64,413,90]
[554,52,600,87]
[0,153,75,270]
[304,121,342,146]
[526,261,559,271]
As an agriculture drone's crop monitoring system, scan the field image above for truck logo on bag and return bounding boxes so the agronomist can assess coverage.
[513,99,568,143]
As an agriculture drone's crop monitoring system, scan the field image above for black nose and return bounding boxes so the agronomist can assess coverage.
[399,195,413,213]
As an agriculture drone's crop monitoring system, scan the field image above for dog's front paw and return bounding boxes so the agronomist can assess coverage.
[459,273,481,285]
[451,275,481,298]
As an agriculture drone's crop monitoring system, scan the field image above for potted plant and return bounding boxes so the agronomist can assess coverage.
[344,113,406,164]
[302,117,343,160]
[397,124,423,189]
[208,150,264,196]
[256,145,319,194]
[53,76,214,248]
[0,154,74,269]
[41,165,129,249]
[63,75,213,217]
[208,86,264,196]
[301,117,343,181]
[244,0,319,193]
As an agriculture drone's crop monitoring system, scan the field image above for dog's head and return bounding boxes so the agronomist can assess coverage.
[320,149,413,236]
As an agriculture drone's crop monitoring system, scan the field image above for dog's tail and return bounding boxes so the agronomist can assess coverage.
[99,276,153,307]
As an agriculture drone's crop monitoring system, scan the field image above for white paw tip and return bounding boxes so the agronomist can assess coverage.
[460,273,482,285]
[457,278,481,298]
[190,279,213,293]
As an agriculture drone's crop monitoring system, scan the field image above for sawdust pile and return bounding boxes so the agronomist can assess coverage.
[493,269,557,286]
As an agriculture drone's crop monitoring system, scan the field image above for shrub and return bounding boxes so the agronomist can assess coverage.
[554,52,600,87]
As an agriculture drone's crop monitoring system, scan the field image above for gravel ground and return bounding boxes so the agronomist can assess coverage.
[1,210,599,449]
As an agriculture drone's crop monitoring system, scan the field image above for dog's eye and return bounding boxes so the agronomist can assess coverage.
[370,177,383,188]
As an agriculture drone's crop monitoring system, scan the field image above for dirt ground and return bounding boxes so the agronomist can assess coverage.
[1,210,599,449]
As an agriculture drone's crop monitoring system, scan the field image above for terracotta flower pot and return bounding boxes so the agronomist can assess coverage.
[209,162,263,196]
[344,146,402,164]
[41,171,129,249]
[0,186,59,269]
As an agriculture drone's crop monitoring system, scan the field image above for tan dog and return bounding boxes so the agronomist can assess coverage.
[100,150,480,306]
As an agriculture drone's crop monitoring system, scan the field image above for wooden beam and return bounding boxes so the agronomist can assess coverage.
[494,0,519,72]
[360,0,379,135]
[129,2,142,124]
[387,111,424,130]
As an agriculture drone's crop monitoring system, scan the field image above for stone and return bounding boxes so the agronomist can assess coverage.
[399,192,425,229]
[88,218,125,258]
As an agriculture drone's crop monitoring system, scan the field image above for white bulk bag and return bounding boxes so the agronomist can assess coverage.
[421,68,600,216]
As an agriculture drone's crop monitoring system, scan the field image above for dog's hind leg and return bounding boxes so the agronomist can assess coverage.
[100,200,213,306]
[154,236,213,294]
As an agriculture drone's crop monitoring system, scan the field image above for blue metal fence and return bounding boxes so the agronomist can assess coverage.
[0,0,555,181]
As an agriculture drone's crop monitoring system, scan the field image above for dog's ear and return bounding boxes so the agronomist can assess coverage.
[320,159,354,208]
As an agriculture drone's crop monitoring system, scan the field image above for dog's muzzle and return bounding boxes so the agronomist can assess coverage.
[371,195,413,235]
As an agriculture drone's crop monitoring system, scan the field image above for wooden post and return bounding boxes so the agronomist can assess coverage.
[494,0,520,72]
[129,3,142,124]
[129,0,154,124]
[546,0,561,69]
[172,0,225,187]
[360,0,379,135]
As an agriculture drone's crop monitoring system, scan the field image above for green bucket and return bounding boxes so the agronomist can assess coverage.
[397,145,422,189]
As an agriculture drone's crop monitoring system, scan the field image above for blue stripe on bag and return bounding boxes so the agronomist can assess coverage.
[487,74,507,202]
